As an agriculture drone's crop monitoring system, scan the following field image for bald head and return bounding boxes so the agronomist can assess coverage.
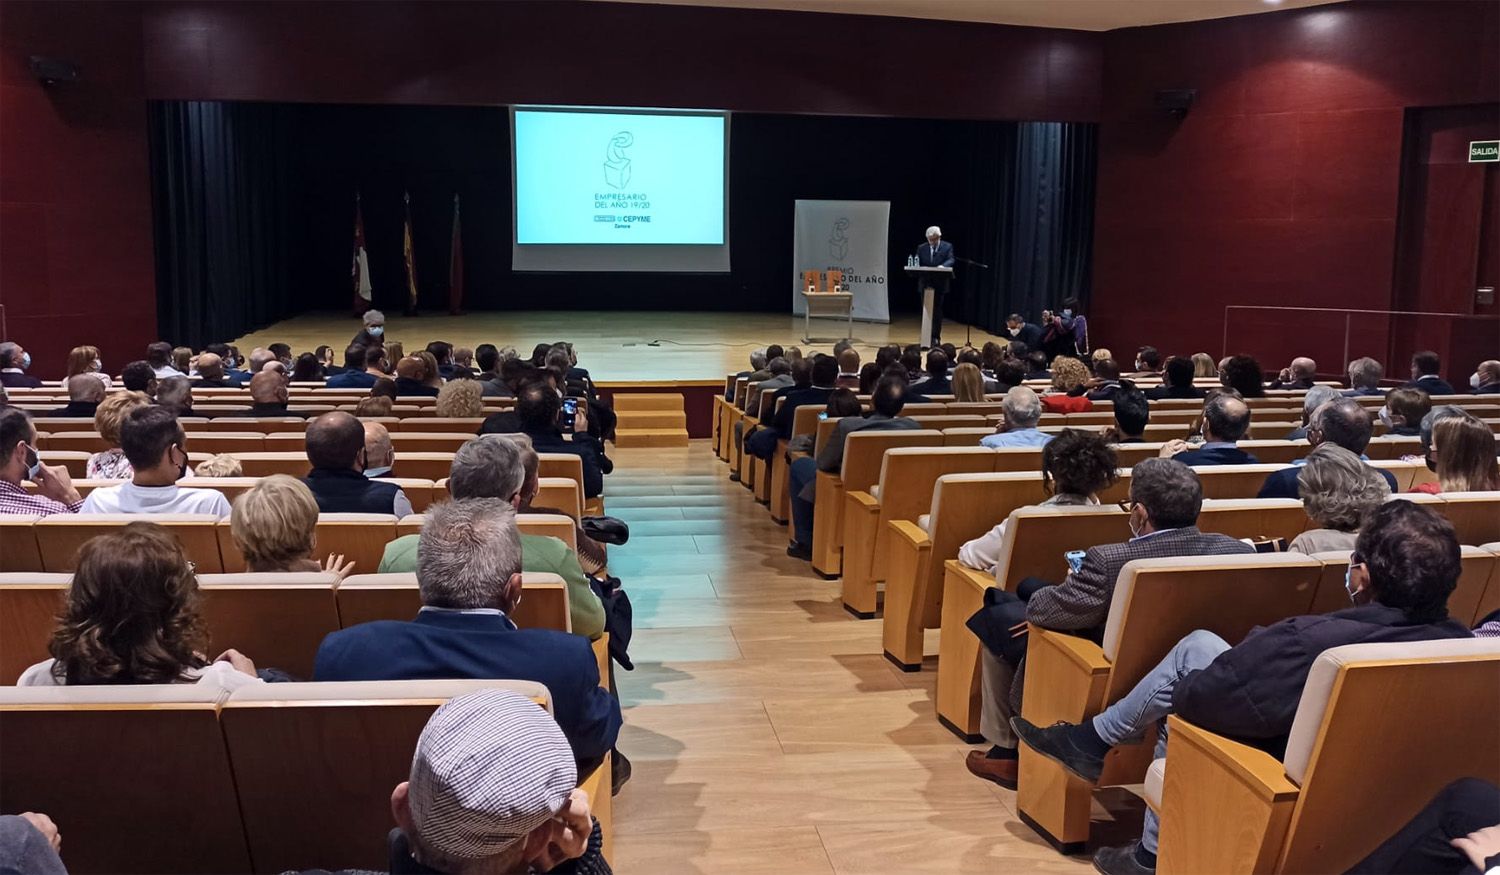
[1478,360,1500,385]
[1202,393,1251,443]
[195,352,224,380]
[67,374,105,403]
[363,421,394,470]
[247,348,274,373]
[249,370,288,404]
[1290,357,1317,380]
[306,411,366,471]
[395,356,425,381]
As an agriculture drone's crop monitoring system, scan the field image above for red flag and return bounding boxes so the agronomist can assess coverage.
[351,192,372,315]
[402,190,419,315]
[448,193,464,315]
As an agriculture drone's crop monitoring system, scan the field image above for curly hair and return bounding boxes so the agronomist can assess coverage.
[1219,355,1266,398]
[1041,429,1119,497]
[1296,443,1390,531]
[1049,356,1090,392]
[47,522,209,684]
[435,378,484,417]
[93,390,152,447]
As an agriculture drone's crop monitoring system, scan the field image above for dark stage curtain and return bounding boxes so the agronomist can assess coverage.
[148,101,297,348]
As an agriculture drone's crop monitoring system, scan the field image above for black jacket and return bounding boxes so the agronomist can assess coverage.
[525,427,608,498]
[49,401,100,418]
[393,377,439,397]
[236,402,313,418]
[1407,375,1456,395]
[1173,603,1471,756]
[771,386,834,438]
[303,467,404,514]
[1144,384,1205,400]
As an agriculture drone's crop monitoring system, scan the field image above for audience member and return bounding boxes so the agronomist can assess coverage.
[1190,352,1217,380]
[362,421,396,478]
[418,350,445,390]
[748,355,838,459]
[451,346,476,377]
[1162,393,1257,465]
[377,435,605,639]
[385,341,405,366]
[1005,313,1043,349]
[963,458,1255,790]
[355,395,394,417]
[1414,405,1471,468]
[314,498,622,764]
[50,374,105,418]
[912,350,952,395]
[835,348,861,389]
[952,362,985,402]
[155,375,194,417]
[80,407,230,514]
[786,389,862,456]
[1082,359,1124,401]
[475,344,513,397]
[992,360,1025,393]
[63,344,110,389]
[959,430,1117,575]
[238,370,305,417]
[0,342,42,388]
[1144,356,1204,400]
[172,346,193,375]
[1285,384,1340,440]
[394,356,440,397]
[1128,346,1162,378]
[487,382,608,498]
[1412,416,1500,494]
[1406,350,1455,395]
[1109,385,1150,443]
[0,811,66,874]
[857,362,881,394]
[1349,777,1500,875]
[269,342,294,369]
[981,386,1052,448]
[1013,501,1472,875]
[1219,354,1266,397]
[1380,387,1430,437]
[351,309,386,348]
[230,474,356,577]
[193,453,243,477]
[1286,444,1390,553]
[19,522,262,688]
[1258,398,1398,497]
[425,341,457,380]
[147,341,184,378]
[502,433,609,576]
[86,390,152,479]
[1342,356,1386,397]
[193,352,235,387]
[301,412,412,515]
[1269,356,1317,390]
[326,345,376,388]
[1024,350,1052,381]
[245,347,277,378]
[1473,359,1500,395]
[316,344,342,375]
[1040,357,1093,413]
[436,378,484,418]
[0,409,82,515]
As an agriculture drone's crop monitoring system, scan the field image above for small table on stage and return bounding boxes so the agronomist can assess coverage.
[800,291,854,343]
[904,265,953,349]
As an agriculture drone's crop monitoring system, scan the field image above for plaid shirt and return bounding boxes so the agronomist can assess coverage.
[0,479,82,516]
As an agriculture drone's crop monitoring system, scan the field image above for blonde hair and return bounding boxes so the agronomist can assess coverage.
[435,379,484,417]
[1191,353,1217,379]
[65,345,100,379]
[1050,357,1090,392]
[951,363,985,402]
[1431,417,1500,492]
[172,346,192,373]
[193,454,242,477]
[354,396,393,417]
[1091,348,1113,365]
[94,391,152,446]
[230,475,320,570]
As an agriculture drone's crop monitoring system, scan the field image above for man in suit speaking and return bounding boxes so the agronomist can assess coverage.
[917,225,955,347]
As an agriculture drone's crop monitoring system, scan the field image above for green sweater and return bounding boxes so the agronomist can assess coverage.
[377,533,606,640]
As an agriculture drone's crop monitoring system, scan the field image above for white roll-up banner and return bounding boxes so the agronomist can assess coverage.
[791,199,890,323]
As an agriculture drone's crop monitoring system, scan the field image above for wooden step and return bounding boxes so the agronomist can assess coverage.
[613,428,690,448]
[613,393,685,412]
[616,410,687,429]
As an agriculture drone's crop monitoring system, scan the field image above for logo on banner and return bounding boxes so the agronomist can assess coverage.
[828,217,850,260]
[603,131,634,189]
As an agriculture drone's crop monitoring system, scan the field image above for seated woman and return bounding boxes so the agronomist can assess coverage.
[230,474,356,576]
[1288,443,1390,553]
[957,429,1118,576]
[19,522,262,689]
[435,378,484,418]
[951,362,986,403]
[1039,356,1093,413]
[290,352,324,382]
[85,390,151,479]
[1412,415,1500,494]
[63,344,111,389]
[1381,387,1430,437]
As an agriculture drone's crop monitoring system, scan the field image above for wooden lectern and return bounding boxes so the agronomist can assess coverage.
[800,269,853,343]
[904,265,953,349]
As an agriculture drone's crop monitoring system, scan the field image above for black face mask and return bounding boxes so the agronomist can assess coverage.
[174,444,188,479]
[1425,454,1438,472]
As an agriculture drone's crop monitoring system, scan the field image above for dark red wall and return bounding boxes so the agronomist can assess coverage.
[1090,0,1499,378]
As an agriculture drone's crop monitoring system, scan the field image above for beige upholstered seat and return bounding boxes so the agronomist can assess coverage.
[36,513,226,573]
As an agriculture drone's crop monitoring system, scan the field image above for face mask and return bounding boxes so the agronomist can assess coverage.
[1425,454,1437,472]
[368,326,384,337]
[91,359,102,373]
[1472,372,1483,389]
[1377,406,1393,428]
[363,465,392,479]
[19,353,31,370]
[1127,511,1142,539]
[1008,327,1021,337]
[173,445,188,480]
[1061,309,1073,319]
[23,444,42,481]
[1344,566,1359,604]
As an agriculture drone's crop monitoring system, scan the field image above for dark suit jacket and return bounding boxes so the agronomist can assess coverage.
[1172,444,1260,466]
[235,402,313,418]
[912,376,952,396]
[1341,386,1386,397]
[314,610,621,761]
[1173,604,1470,756]
[1145,384,1206,400]
[1473,382,1500,395]
[193,377,239,388]
[525,427,607,498]
[1258,461,1398,498]
[815,414,921,472]
[0,372,41,388]
[393,377,439,397]
[326,370,378,390]
[49,401,100,418]
[1407,375,1456,395]
[772,386,834,438]
[917,240,955,268]
[1268,377,1315,391]
[1015,323,1043,349]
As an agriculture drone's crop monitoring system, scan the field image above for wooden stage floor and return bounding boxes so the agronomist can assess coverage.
[231,311,1010,382]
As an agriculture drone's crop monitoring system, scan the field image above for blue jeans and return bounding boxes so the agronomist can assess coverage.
[1089,629,1230,853]
[789,456,819,546]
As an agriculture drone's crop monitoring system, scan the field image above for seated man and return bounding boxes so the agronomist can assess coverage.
[361,421,395,479]
[1128,346,1162,379]
[911,350,953,395]
[1162,393,1258,465]
[0,341,42,388]
[238,370,311,418]
[191,352,236,388]
[1380,387,1430,437]
[1405,350,1455,396]
[378,434,605,640]
[1143,356,1205,401]
[1284,384,1340,441]
[1012,500,1473,875]
[301,411,413,515]
[473,344,512,397]
[1268,356,1317,390]
[79,407,230,514]
[393,356,440,397]
[155,376,194,417]
[50,374,104,418]
[1341,356,1386,397]
[786,376,918,560]
[315,499,621,765]
[835,347,861,389]
[508,381,608,498]
[325,344,377,389]
[1258,397,1398,498]
[0,409,82,515]
[120,360,158,397]
[1083,359,1124,401]
[146,341,184,379]
[747,354,838,461]
[963,459,1254,789]
[1473,359,1500,395]
[980,386,1052,448]
[1110,385,1149,443]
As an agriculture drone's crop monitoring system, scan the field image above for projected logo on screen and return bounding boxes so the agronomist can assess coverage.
[828,218,850,260]
[594,130,653,227]
[603,131,633,189]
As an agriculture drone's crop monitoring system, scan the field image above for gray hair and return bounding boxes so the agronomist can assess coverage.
[447,435,526,501]
[1297,443,1390,531]
[155,376,192,410]
[1419,405,1479,454]
[362,309,385,326]
[0,342,20,368]
[1347,357,1382,389]
[1302,384,1340,418]
[416,499,522,609]
[497,345,518,361]
[749,348,768,371]
[1129,458,1203,529]
[925,225,942,238]
[1002,386,1042,428]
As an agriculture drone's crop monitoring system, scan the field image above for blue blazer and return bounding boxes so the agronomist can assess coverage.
[314,611,621,762]
[1258,462,1397,499]
[917,240,955,268]
[1173,445,1260,466]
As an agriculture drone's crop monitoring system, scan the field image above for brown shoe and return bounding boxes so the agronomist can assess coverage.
[964,750,1018,789]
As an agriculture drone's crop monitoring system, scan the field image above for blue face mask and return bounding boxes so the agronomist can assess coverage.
[368,326,384,337]
[1345,564,1363,604]
[1061,309,1073,319]
[363,465,392,479]
[19,352,31,370]
[24,444,42,481]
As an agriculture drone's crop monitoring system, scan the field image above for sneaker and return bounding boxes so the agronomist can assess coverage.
[1009,716,1106,784]
[1093,842,1154,875]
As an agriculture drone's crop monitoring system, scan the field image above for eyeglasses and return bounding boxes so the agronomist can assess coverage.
[1116,499,1139,513]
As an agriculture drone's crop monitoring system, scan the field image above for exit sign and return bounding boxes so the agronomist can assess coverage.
[1471,140,1500,162]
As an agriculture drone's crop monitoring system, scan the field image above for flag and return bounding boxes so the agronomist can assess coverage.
[448,193,464,315]
[402,190,419,314]
[351,192,372,315]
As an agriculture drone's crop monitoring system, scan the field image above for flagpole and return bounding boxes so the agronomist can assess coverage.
[448,192,464,315]
[403,190,419,317]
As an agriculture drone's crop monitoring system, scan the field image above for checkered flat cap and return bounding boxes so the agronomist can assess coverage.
[408,689,578,859]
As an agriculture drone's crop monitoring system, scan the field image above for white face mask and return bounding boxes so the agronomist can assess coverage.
[1008,327,1021,337]
[1377,406,1393,428]
[92,359,102,373]
[1472,372,1483,389]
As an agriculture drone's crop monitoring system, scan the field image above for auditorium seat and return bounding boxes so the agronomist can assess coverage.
[811,430,944,577]
[37,513,225,573]
[335,571,571,634]
[27,417,98,433]
[0,515,43,573]
[387,432,476,453]
[231,451,313,477]
[0,572,67,684]
[1015,553,1325,850]
[1309,546,1498,624]
[1154,639,1500,873]
[183,431,266,454]
[393,417,486,433]
[37,449,93,477]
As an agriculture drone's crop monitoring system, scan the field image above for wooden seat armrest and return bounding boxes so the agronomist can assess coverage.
[890,519,929,550]
[848,491,880,511]
[578,751,613,863]
[1028,626,1111,677]
[788,450,810,463]
[1165,716,1299,803]
[946,561,993,595]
